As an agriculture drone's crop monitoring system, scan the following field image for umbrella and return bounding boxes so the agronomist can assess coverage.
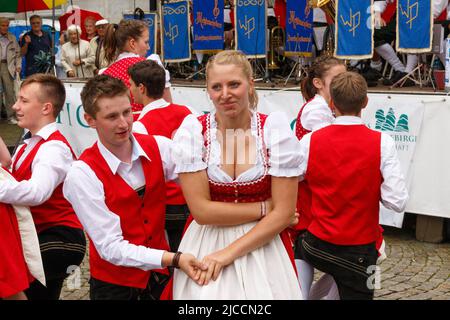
[0,0,67,13]
[59,7,103,41]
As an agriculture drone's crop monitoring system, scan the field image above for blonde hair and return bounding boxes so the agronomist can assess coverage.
[206,50,258,109]
[0,17,10,24]
[330,71,367,114]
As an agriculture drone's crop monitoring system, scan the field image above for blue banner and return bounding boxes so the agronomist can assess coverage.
[161,0,191,62]
[397,0,432,53]
[192,0,224,52]
[335,0,373,59]
[235,0,267,57]
[123,13,157,55]
[285,0,313,56]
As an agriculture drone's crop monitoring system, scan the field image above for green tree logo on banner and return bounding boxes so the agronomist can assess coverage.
[375,108,409,132]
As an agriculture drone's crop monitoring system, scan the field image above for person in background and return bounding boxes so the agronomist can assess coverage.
[86,19,110,74]
[61,25,94,78]
[0,17,21,124]
[129,59,193,252]
[101,19,173,120]
[83,16,97,42]
[20,15,52,77]
[293,55,347,300]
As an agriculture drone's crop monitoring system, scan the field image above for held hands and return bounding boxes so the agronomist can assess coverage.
[178,253,208,285]
[194,249,234,286]
[24,35,31,44]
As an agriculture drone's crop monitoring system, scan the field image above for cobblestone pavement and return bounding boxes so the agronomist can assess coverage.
[60,227,450,300]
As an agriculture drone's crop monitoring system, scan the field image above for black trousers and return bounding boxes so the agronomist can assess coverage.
[374,18,397,48]
[25,226,86,300]
[297,231,378,300]
[165,204,189,252]
[89,272,170,300]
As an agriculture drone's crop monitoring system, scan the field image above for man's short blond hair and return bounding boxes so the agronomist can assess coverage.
[0,17,10,24]
[330,72,368,115]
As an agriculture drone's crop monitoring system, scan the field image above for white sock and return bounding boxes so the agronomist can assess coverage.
[405,54,418,73]
[295,259,314,300]
[349,59,359,67]
[324,281,340,300]
[375,43,406,72]
[370,60,383,72]
[309,274,340,300]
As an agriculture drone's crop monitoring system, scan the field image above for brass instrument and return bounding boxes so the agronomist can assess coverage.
[268,26,285,70]
[309,0,336,22]
[309,0,336,56]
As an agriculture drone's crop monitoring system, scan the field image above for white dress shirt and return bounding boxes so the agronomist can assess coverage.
[0,122,74,206]
[132,98,171,135]
[298,116,409,212]
[297,94,334,133]
[63,134,177,271]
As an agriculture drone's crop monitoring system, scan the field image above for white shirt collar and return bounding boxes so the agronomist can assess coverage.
[97,134,151,174]
[137,99,170,120]
[333,116,364,125]
[313,94,327,104]
[116,51,140,62]
[25,122,58,143]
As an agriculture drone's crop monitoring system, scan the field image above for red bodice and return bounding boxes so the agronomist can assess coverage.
[198,112,271,203]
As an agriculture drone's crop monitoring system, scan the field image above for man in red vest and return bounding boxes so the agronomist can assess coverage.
[296,72,408,300]
[0,74,86,300]
[63,75,205,300]
[128,59,193,252]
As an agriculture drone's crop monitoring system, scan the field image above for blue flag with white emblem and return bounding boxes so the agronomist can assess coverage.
[193,0,225,53]
[161,0,191,62]
[285,0,313,56]
[396,0,432,53]
[235,0,267,58]
[123,13,157,56]
[335,0,373,59]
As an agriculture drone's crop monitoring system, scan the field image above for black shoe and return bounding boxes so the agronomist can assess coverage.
[361,67,382,82]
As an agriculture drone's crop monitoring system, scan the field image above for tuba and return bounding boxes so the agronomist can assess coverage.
[268,26,286,70]
[309,0,336,23]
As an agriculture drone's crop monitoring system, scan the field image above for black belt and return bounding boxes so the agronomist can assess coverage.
[0,60,7,63]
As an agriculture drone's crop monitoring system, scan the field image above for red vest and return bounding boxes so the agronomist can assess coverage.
[12,131,82,234]
[274,0,286,29]
[436,5,448,22]
[137,103,192,205]
[103,57,145,121]
[80,134,169,288]
[306,125,382,245]
[381,1,397,23]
